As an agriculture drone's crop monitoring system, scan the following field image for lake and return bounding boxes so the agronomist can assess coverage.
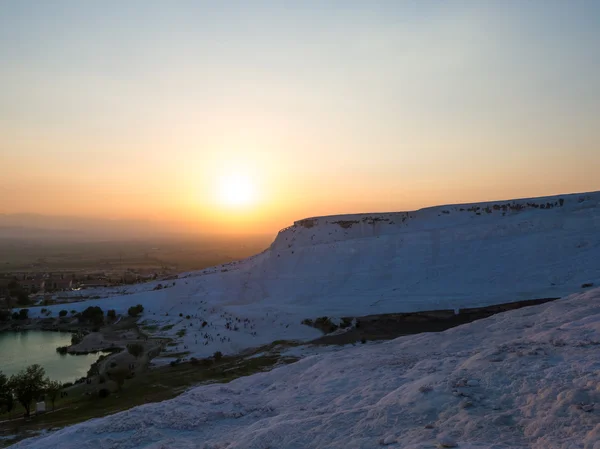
[0,330,104,383]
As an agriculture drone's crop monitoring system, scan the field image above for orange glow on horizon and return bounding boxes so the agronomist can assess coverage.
[1,3,599,236]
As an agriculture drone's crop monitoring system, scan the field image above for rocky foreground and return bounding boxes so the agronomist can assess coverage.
[13,288,600,449]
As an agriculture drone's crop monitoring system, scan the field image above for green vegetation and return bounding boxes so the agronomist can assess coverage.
[127,304,144,317]
[98,388,110,398]
[59,310,68,317]
[0,371,13,416]
[8,364,48,417]
[79,306,104,326]
[313,316,338,333]
[127,343,144,358]
[161,324,175,331]
[108,368,130,391]
[0,353,296,443]
[107,309,117,320]
[176,328,187,337]
[45,380,62,411]
[0,309,10,322]
[16,290,30,305]
[71,331,86,345]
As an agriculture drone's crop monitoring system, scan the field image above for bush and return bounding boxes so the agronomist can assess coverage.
[127,343,144,358]
[98,388,110,398]
[18,309,29,320]
[127,304,144,317]
[80,306,104,326]
[0,309,11,322]
[107,309,116,320]
[213,351,223,361]
[56,346,68,354]
[185,315,190,319]
[16,290,29,305]
[71,331,85,345]
[339,317,353,329]
[45,380,62,410]
[59,310,68,317]
[361,338,367,344]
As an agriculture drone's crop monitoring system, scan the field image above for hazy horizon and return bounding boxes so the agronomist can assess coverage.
[2,1,599,235]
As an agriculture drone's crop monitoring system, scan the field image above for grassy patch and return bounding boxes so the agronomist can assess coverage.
[161,324,175,331]
[0,354,297,447]
[175,328,187,338]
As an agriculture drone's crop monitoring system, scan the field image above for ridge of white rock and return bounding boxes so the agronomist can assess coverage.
[26,190,600,359]
[15,288,600,449]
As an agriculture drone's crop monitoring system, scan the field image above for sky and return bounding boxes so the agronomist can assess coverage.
[1,0,599,235]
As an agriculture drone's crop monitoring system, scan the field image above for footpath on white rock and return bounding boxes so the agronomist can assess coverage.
[13,288,600,449]
[25,191,600,360]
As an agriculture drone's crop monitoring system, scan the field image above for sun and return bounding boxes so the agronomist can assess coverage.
[216,173,257,208]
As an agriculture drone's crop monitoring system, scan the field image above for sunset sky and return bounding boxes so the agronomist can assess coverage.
[1,1,599,235]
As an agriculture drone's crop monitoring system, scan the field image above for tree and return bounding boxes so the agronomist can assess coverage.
[98,388,110,398]
[106,309,116,320]
[80,306,104,326]
[59,310,68,317]
[0,309,10,322]
[127,304,144,317]
[45,380,62,411]
[16,290,30,305]
[0,371,10,408]
[0,372,14,417]
[109,368,129,391]
[213,351,223,361]
[9,364,48,417]
[127,343,144,358]
[18,308,29,320]
[71,331,85,345]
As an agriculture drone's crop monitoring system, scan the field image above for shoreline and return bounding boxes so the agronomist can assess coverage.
[0,295,565,447]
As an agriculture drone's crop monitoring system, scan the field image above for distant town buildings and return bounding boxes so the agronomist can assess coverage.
[0,269,161,300]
